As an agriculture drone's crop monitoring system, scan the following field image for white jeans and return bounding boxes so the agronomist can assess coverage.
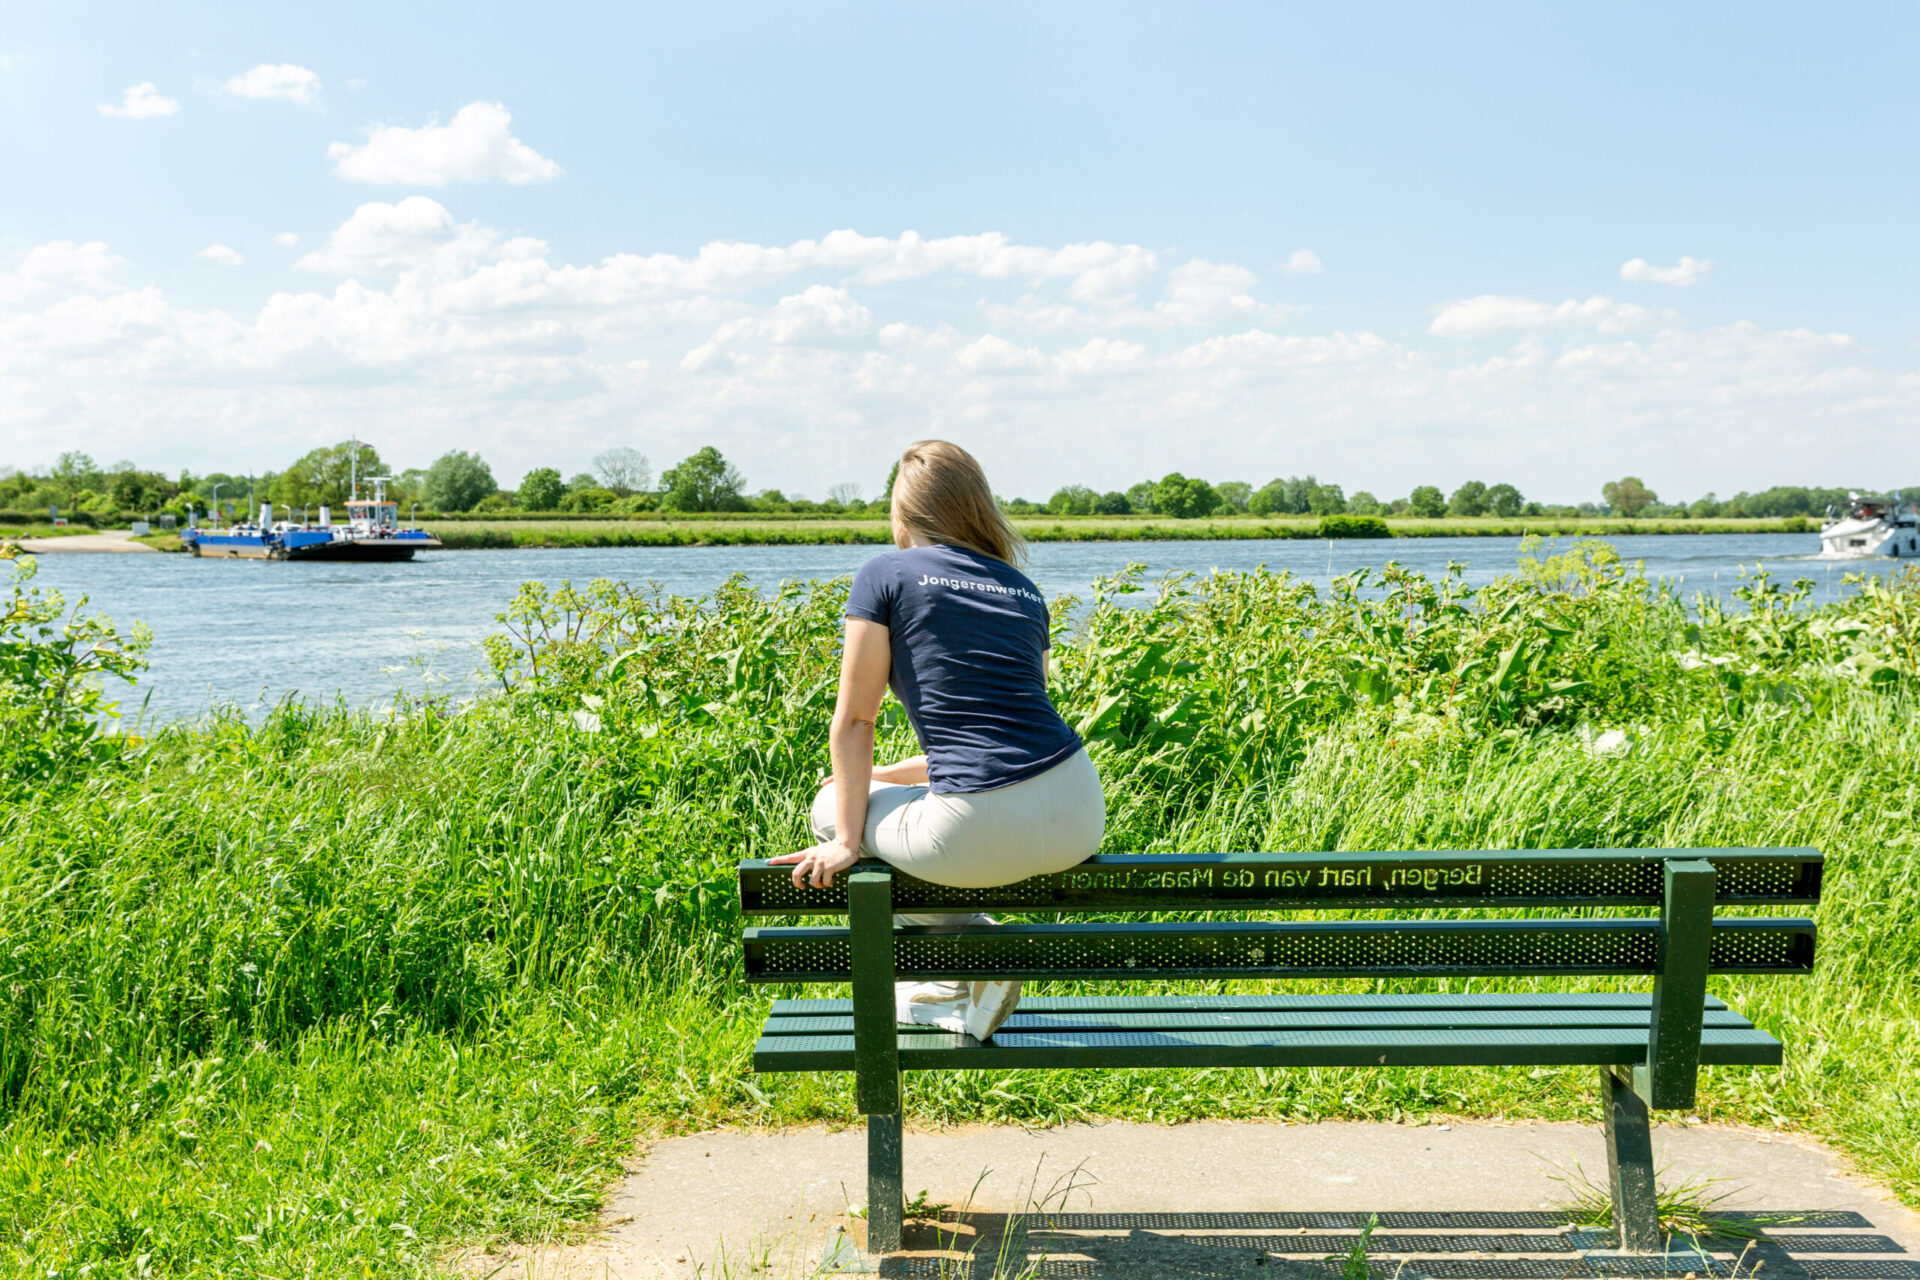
[811,748,1106,927]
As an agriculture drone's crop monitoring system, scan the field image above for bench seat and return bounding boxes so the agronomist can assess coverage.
[754,992,1782,1073]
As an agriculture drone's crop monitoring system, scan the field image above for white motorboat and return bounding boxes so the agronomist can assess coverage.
[1818,492,1920,559]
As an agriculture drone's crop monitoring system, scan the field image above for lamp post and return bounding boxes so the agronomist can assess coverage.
[209,484,226,527]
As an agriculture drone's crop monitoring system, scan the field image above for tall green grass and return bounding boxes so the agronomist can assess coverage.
[1,547,1915,1275]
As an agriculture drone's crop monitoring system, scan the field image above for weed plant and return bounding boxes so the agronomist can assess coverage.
[0,542,1916,1275]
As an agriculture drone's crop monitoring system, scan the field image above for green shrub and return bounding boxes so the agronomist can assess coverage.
[1317,514,1390,538]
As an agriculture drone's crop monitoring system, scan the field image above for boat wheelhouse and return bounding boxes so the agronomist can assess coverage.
[1818,492,1919,559]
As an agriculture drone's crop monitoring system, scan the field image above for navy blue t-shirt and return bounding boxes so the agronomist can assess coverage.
[846,544,1082,794]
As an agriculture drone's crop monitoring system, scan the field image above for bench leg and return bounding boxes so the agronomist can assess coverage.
[867,1108,904,1253]
[1600,1067,1661,1252]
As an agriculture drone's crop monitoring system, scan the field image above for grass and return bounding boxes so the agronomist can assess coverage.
[1,550,1916,1275]
[424,514,1811,549]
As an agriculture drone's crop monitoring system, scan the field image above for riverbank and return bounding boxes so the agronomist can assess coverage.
[426,513,1815,550]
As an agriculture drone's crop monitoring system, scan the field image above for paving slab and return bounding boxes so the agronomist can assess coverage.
[454,1120,1920,1280]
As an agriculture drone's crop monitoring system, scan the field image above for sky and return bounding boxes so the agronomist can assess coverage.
[2,1,1915,505]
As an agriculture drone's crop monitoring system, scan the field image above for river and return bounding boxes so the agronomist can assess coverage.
[22,533,1886,723]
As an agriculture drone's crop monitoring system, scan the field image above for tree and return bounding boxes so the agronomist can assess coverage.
[1214,481,1252,513]
[1152,473,1218,520]
[1447,481,1489,517]
[827,482,865,506]
[1348,491,1383,515]
[1308,482,1347,516]
[659,446,747,512]
[421,450,498,513]
[882,461,900,503]
[1602,476,1657,516]
[518,467,566,511]
[1047,485,1096,516]
[50,451,102,497]
[276,441,389,508]
[1094,490,1133,515]
[1248,480,1287,517]
[560,486,617,513]
[1407,485,1446,517]
[591,447,652,496]
[1126,481,1158,514]
[1485,483,1525,518]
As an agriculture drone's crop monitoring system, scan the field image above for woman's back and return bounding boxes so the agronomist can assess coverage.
[848,543,1080,795]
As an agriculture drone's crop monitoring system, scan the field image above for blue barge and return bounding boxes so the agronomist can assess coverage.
[181,478,442,561]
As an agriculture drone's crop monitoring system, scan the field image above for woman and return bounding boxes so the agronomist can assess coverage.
[769,440,1106,1041]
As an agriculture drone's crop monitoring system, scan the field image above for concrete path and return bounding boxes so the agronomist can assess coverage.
[9,528,155,553]
[455,1120,1920,1280]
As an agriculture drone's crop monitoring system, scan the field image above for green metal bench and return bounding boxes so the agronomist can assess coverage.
[737,848,1821,1254]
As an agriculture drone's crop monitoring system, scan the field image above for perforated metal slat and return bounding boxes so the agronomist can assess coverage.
[758,1006,1761,1036]
[736,848,1823,915]
[764,993,1733,1016]
[751,1025,1783,1072]
[742,918,1816,983]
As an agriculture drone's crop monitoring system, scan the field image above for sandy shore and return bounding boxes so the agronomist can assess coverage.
[9,529,157,554]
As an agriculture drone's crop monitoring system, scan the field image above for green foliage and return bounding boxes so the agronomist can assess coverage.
[420,450,498,512]
[1486,482,1525,517]
[1047,485,1097,516]
[1094,490,1133,515]
[560,485,619,513]
[1214,481,1253,513]
[1153,472,1218,519]
[1319,514,1389,539]
[1406,484,1445,517]
[661,445,749,512]
[1604,476,1657,516]
[0,547,150,797]
[1448,480,1489,517]
[1328,1214,1380,1280]
[517,466,567,511]
[273,440,388,508]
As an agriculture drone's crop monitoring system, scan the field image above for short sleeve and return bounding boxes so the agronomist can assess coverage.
[846,554,897,626]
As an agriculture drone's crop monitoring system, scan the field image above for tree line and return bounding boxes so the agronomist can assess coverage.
[1,446,1906,524]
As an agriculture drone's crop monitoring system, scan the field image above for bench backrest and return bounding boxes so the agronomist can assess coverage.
[736,848,1821,1110]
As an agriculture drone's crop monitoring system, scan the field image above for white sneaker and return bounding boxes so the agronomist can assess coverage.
[895,981,968,1033]
[962,980,1023,1042]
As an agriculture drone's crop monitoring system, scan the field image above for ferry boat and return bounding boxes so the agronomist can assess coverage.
[1818,492,1919,559]
[181,476,442,561]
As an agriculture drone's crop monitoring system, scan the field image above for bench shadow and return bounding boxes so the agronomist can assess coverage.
[865,1208,1918,1280]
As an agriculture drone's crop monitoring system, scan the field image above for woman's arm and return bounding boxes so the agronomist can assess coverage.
[768,618,893,888]
[872,754,928,785]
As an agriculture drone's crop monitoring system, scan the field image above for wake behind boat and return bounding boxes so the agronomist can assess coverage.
[1818,492,1919,559]
[180,475,442,561]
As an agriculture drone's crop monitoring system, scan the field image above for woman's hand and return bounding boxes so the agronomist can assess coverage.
[768,839,863,889]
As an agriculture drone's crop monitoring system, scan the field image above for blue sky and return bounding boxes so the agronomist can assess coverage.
[3,2,1915,504]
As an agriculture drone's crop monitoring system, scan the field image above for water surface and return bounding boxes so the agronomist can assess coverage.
[27,533,1880,722]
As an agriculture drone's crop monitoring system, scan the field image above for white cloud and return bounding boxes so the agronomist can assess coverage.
[222,63,322,105]
[1284,249,1323,275]
[1429,294,1658,338]
[294,197,506,274]
[274,232,300,248]
[97,82,178,119]
[2,241,123,299]
[3,210,1909,505]
[327,102,562,186]
[198,244,245,267]
[1620,256,1713,287]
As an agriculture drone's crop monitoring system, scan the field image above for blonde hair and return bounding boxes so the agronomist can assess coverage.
[891,440,1025,566]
